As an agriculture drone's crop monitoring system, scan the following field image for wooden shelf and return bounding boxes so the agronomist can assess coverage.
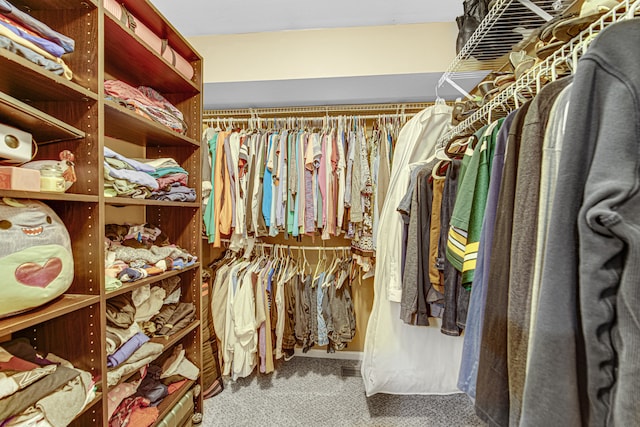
[0,190,99,202]
[0,49,97,103]
[109,320,201,390]
[71,392,102,423]
[12,0,97,10]
[0,91,85,144]
[150,319,200,351]
[116,0,200,66]
[0,2,202,424]
[153,380,195,427]
[105,197,199,208]
[104,101,199,147]
[106,263,200,299]
[104,12,198,96]
[0,294,99,336]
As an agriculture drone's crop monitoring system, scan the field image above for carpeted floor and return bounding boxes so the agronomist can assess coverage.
[203,356,484,426]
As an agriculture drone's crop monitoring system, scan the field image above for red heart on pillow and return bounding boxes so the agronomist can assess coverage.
[15,258,63,288]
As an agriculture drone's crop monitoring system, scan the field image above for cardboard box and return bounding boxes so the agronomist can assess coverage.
[0,166,40,191]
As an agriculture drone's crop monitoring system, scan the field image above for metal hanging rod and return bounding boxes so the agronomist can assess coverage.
[204,102,433,118]
[203,112,417,125]
[436,0,639,147]
[220,238,351,251]
[256,243,352,251]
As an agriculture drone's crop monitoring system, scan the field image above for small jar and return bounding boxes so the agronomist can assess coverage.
[40,164,65,193]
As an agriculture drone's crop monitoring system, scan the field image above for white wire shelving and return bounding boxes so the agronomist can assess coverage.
[436,0,640,148]
[437,0,573,99]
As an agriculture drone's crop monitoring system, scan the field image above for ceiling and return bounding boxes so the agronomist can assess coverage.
[151,0,464,37]
[150,0,471,108]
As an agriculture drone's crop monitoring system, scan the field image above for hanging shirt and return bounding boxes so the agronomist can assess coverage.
[213,132,230,247]
[304,134,316,234]
[446,119,503,287]
[262,133,275,227]
[336,123,347,233]
[204,131,219,242]
[297,132,307,232]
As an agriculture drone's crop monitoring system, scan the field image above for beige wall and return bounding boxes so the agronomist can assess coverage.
[189,22,458,83]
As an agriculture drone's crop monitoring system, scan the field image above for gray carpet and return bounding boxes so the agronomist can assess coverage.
[203,356,484,426]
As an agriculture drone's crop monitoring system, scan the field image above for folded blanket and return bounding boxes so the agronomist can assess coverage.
[106,322,141,356]
[156,173,188,190]
[0,21,71,78]
[0,364,56,399]
[104,161,159,190]
[106,342,163,387]
[107,333,150,369]
[0,365,79,421]
[36,368,92,427]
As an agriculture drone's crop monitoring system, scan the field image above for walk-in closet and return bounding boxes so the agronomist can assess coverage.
[0,0,638,425]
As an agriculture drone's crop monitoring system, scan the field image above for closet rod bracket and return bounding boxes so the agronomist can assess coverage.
[517,0,553,21]
[442,77,475,101]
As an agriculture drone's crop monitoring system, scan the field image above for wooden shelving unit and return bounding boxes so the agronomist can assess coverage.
[153,380,196,426]
[0,1,203,425]
[106,263,200,298]
[0,91,86,143]
[104,101,200,147]
[105,197,200,208]
[108,320,201,391]
[0,294,100,337]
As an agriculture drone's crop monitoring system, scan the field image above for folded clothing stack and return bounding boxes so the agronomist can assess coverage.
[104,80,188,134]
[0,338,95,426]
[105,282,199,426]
[104,223,197,287]
[0,0,74,79]
[107,353,197,427]
[103,147,196,201]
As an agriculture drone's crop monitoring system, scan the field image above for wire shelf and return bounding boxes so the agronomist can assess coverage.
[438,0,573,90]
[204,103,434,118]
[436,0,640,147]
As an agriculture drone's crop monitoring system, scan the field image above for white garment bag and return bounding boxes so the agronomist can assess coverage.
[361,104,465,396]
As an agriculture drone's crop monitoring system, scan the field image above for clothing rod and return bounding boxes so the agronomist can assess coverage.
[261,244,353,251]
[219,239,351,251]
[204,103,433,118]
[204,112,417,123]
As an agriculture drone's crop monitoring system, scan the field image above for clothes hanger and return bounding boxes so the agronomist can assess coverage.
[302,247,310,276]
[550,55,567,82]
[445,134,474,158]
[313,247,327,283]
[322,250,341,288]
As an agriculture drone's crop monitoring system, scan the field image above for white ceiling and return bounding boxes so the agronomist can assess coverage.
[151,0,464,36]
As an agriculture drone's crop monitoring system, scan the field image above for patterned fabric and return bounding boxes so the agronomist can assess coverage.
[0,364,56,399]
[104,80,186,134]
[109,396,150,427]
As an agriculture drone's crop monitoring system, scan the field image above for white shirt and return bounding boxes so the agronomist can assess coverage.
[374,105,452,302]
